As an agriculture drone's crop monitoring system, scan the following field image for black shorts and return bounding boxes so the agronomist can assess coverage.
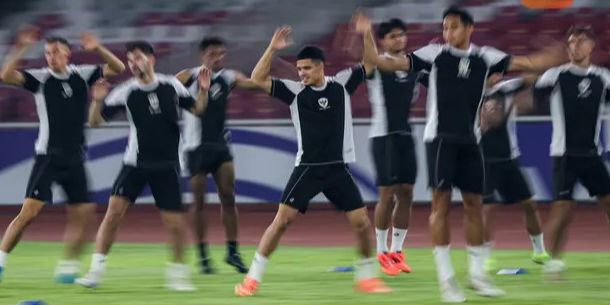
[25,154,90,204]
[111,165,184,212]
[426,138,485,194]
[371,133,417,186]
[186,144,233,176]
[483,159,532,204]
[553,155,610,201]
[280,163,364,214]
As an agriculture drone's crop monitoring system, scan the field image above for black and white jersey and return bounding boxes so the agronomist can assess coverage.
[183,67,236,150]
[367,53,423,138]
[481,78,525,161]
[22,64,103,155]
[535,64,610,157]
[270,65,366,166]
[408,44,512,143]
[101,74,196,169]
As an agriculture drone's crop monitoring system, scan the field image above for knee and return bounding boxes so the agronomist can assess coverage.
[429,206,449,226]
[219,190,236,207]
[17,204,42,222]
[397,184,414,198]
[271,214,295,232]
[351,216,371,234]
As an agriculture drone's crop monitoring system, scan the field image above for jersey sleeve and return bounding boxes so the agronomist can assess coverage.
[600,68,610,103]
[74,64,104,86]
[408,44,442,73]
[491,78,526,97]
[534,67,560,98]
[416,71,430,88]
[334,64,366,95]
[481,46,512,75]
[21,68,48,92]
[270,78,302,105]
[169,77,196,110]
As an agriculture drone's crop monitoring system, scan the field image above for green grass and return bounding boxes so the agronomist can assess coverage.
[1,242,610,305]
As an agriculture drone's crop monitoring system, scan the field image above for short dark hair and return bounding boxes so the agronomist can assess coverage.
[297,46,325,63]
[125,40,155,55]
[442,6,474,26]
[199,36,225,52]
[567,25,595,40]
[376,18,407,39]
[45,36,70,49]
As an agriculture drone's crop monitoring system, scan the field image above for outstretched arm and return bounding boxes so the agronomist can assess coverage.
[81,32,126,76]
[251,26,293,94]
[0,27,39,86]
[509,42,568,73]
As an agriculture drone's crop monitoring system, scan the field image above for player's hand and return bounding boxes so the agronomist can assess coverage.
[81,32,101,52]
[92,79,110,102]
[352,11,371,34]
[16,26,40,48]
[198,66,212,91]
[269,26,293,51]
[486,73,503,88]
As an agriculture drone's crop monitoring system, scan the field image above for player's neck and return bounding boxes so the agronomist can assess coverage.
[387,50,405,57]
[451,41,471,50]
[571,58,591,69]
[311,77,326,88]
[137,73,156,85]
[49,66,68,74]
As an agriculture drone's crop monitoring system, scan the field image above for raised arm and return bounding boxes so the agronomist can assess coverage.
[234,71,261,90]
[81,32,126,76]
[351,12,410,73]
[508,42,568,73]
[192,66,211,115]
[88,80,110,127]
[0,27,39,86]
[251,26,293,94]
[352,12,377,76]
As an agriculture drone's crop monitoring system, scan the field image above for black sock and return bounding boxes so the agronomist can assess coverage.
[198,243,209,260]
[227,241,238,256]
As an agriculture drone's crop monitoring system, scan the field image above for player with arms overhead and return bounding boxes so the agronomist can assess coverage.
[234,20,391,296]
[0,28,125,283]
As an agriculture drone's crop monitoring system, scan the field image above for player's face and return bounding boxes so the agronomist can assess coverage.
[568,34,595,62]
[296,59,324,86]
[381,28,407,54]
[442,15,473,48]
[127,50,155,78]
[201,45,226,71]
[44,42,70,71]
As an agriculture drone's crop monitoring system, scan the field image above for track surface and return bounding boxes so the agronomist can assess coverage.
[0,204,608,251]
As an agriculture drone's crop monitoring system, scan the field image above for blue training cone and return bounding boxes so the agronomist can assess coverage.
[328,266,354,272]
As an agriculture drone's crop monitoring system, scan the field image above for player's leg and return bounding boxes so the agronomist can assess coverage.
[189,172,214,273]
[187,147,215,273]
[325,164,390,293]
[374,185,400,275]
[598,195,610,231]
[150,167,194,291]
[370,135,400,274]
[388,134,416,273]
[456,144,504,297]
[519,198,548,263]
[235,166,317,297]
[213,159,247,273]
[580,156,610,231]
[76,166,143,288]
[55,162,97,283]
[544,156,578,276]
[426,139,465,302]
[0,156,52,281]
[235,204,300,296]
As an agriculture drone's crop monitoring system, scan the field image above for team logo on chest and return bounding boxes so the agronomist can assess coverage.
[578,78,591,98]
[148,93,162,114]
[457,57,471,78]
[318,97,330,111]
[394,70,408,82]
[61,82,72,98]
[210,83,222,100]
